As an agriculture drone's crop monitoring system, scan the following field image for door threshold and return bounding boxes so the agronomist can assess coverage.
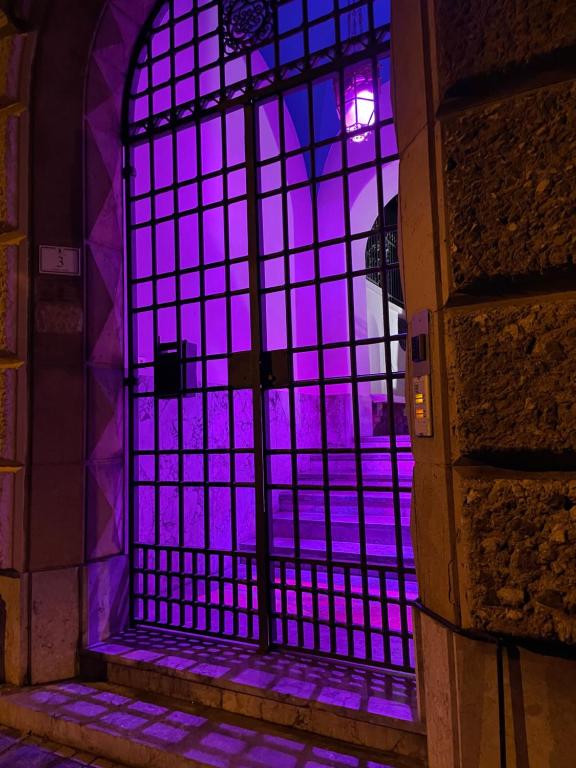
[82,627,425,751]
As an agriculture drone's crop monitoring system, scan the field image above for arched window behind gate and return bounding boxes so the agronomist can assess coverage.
[126,0,416,671]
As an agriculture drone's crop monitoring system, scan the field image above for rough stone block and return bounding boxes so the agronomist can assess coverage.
[0,573,28,685]
[457,476,576,643]
[0,246,18,353]
[0,36,23,100]
[31,567,79,684]
[447,301,576,455]
[0,368,16,460]
[443,81,576,289]
[0,116,19,234]
[435,0,576,95]
[0,473,14,569]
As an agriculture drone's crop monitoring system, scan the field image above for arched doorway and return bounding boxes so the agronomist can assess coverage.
[126,0,416,671]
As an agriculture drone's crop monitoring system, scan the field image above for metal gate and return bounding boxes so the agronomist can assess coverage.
[126,0,416,671]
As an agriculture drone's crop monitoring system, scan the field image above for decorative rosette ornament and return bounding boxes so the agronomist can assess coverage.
[222,0,274,53]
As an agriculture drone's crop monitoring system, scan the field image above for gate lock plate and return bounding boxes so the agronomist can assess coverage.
[228,350,291,389]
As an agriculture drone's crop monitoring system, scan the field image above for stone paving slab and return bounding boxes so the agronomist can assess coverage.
[0,682,423,768]
[0,725,127,767]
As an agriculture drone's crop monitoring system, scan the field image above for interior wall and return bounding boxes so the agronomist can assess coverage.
[392,0,576,765]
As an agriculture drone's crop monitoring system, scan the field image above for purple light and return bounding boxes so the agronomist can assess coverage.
[344,68,375,142]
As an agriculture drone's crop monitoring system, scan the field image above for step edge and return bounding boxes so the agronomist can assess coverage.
[0,690,212,768]
[105,663,428,760]
[0,683,427,768]
[82,650,426,736]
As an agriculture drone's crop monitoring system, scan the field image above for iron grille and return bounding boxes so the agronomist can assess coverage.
[125,0,415,672]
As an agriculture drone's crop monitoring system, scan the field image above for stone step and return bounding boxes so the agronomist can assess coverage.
[276,497,411,522]
[0,724,129,767]
[271,519,409,545]
[302,453,414,464]
[278,492,410,508]
[273,505,411,521]
[358,437,412,446]
[81,629,426,764]
[0,679,425,768]
[296,455,413,481]
[294,473,413,485]
[270,540,414,563]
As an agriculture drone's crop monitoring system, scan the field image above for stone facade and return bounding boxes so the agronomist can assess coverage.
[435,0,576,94]
[443,80,576,290]
[394,0,576,766]
[447,301,576,455]
[459,476,576,641]
[0,0,155,686]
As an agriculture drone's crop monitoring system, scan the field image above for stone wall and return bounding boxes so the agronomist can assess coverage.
[0,2,30,686]
[393,0,576,765]
[0,0,155,685]
[447,301,576,456]
[459,476,576,642]
[435,0,576,95]
[444,80,576,289]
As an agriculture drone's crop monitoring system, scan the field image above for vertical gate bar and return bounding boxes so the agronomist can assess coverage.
[124,139,137,628]
[216,5,239,641]
[311,561,320,650]
[369,21,411,667]
[146,27,162,629]
[167,0,184,632]
[336,57,374,664]
[220,88,240,643]
[344,565,354,658]
[245,101,272,652]
[268,0,284,652]
[277,85,305,652]
[305,68,338,658]
[192,5,211,639]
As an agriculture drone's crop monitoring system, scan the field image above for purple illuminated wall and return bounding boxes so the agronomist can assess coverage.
[126,0,416,670]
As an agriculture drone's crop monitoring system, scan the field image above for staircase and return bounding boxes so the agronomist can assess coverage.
[0,630,427,767]
[271,437,414,563]
[0,681,423,768]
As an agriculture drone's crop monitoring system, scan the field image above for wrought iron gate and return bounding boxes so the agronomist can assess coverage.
[126,0,416,671]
